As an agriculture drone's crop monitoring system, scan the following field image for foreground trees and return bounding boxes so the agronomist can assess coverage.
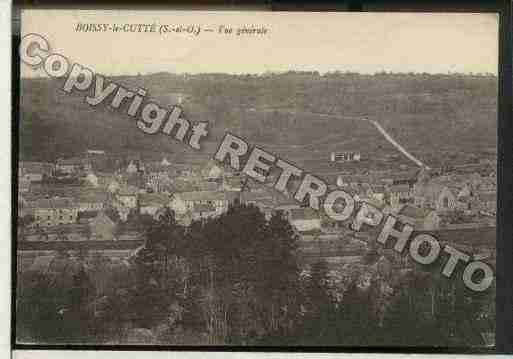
[16,203,492,346]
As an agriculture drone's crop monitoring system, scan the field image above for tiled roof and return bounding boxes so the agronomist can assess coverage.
[33,197,77,209]
[178,190,231,202]
[118,185,139,196]
[19,162,53,174]
[388,184,410,193]
[76,190,109,203]
[57,158,90,166]
[139,193,170,207]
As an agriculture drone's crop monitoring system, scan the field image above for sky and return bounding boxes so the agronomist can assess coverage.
[20,10,499,77]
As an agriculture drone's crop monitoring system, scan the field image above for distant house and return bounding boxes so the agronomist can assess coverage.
[86,149,106,155]
[223,177,243,192]
[288,208,321,233]
[197,181,219,192]
[161,157,171,166]
[19,161,53,182]
[89,212,117,240]
[56,158,92,174]
[330,151,361,163]
[414,183,457,212]
[143,165,172,192]
[369,184,387,203]
[204,162,223,180]
[76,190,108,213]
[116,186,138,209]
[170,191,238,217]
[19,178,31,193]
[386,184,411,206]
[139,193,170,218]
[32,198,79,227]
[107,179,121,193]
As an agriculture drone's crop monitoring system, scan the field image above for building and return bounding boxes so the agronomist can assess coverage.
[75,190,109,213]
[143,166,173,192]
[386,184,411,206]
[19,161,53,182]
[116,186,139,209]
[414,182,457,212]
[139,193,170,218]
[223,177,244,192]
[202,161,223,180]
[330,151,361,163]
[56,158,92,174]
[86,149,106,155]
[107,179,121,193]
[89,212,117,241]
[19,178,31,193]
[170,190,238,217]
[31,198,79,227]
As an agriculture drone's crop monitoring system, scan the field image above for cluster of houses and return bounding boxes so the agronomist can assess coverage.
[17,151,497,242]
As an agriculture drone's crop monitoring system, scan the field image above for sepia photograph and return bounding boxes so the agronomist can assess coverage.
[15,10,497,349]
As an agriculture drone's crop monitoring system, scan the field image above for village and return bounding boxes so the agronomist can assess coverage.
[17,149,496,262]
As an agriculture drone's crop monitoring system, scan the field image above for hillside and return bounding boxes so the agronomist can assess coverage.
[18,72,497,171]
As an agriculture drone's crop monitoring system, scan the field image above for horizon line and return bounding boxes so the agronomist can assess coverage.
[20,69,499,80]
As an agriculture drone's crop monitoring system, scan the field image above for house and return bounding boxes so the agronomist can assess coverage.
[386,184,411,206]
[89,212,117,240]
[222,177,243,192]
[139,193,170,218]
[75,190,108,213]
[86,149,106,155]
[170,191,238,217]
[32,198,79,227]
[413,183,457,212]
[369,184,387,203]
[330,151,361,162]
[116,186,139,208]
[197,181,219,192]
[56,158,92,174]
[396,204,441,230]
[107,179,121,193]
[288,208,322,233]
[19,161,53,182]
[161,157,171,166]
[143,165,172,192]
[203,161,223,180]
[19,178,31,193]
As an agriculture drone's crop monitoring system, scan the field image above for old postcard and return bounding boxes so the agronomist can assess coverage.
[15,9,497,349]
